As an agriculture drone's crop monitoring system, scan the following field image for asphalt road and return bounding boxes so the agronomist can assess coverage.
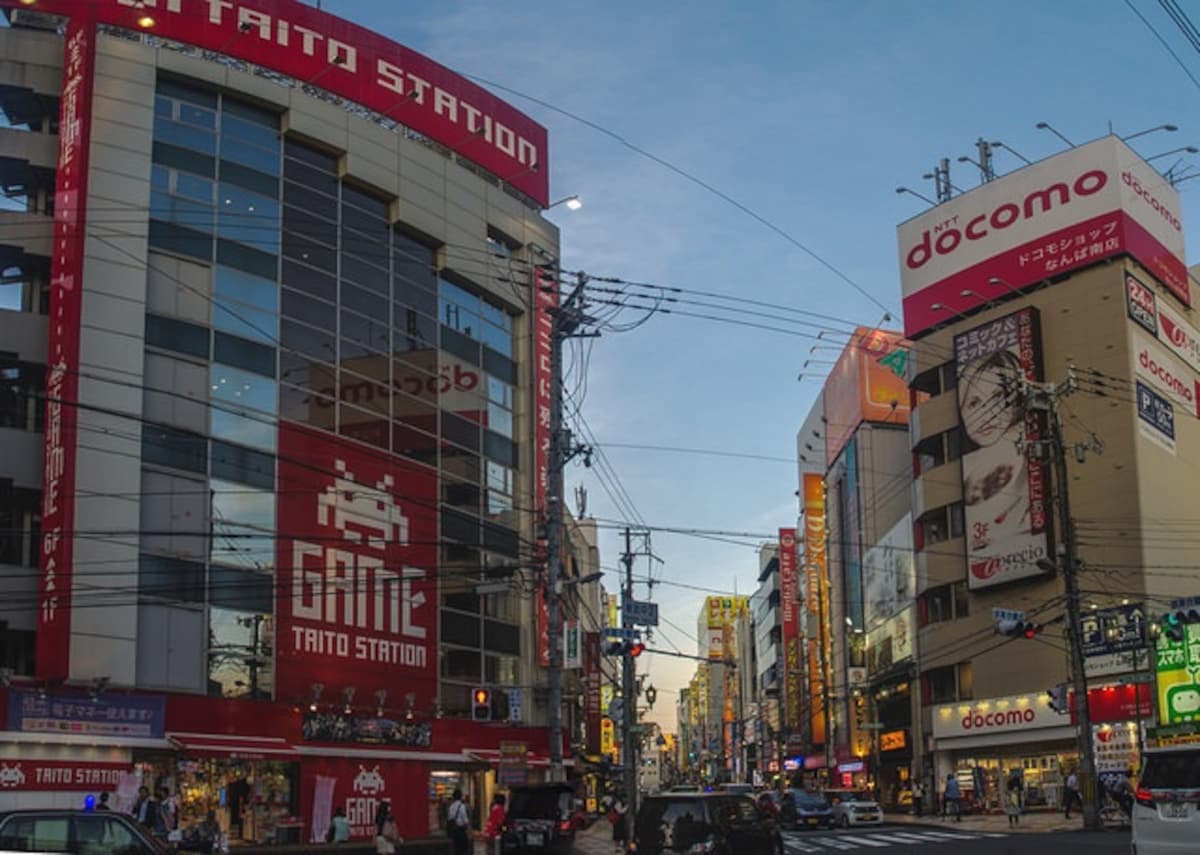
[780,827,1130,854]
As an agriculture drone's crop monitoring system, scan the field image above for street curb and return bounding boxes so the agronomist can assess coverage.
[884,818,1089,834]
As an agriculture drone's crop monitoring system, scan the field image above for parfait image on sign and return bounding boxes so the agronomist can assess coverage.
[953,309,1050,589]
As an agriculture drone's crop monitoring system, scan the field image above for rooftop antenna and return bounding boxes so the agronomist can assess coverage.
[923,158,959,203]
[574,485,587,518]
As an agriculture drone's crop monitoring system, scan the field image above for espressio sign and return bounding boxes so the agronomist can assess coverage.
[898,137,1188,338]
[4,0,549,206]
[932,693,1064,739]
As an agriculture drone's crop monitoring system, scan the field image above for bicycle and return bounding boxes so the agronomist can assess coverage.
[1099,795,1131,829]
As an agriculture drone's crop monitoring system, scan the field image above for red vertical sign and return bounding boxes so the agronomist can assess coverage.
[37,12,96,680]
[584,631,602,753]
[778,529,800,735]
[275,423,439,710]
[533,267,557,667]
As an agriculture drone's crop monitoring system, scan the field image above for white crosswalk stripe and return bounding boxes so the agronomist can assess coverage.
[830,835,890,847]
[781,829,1007,851]
[912,830,979,840]
[804,837,859,850]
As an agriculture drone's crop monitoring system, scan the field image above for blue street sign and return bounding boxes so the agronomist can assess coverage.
[604,627,642,640]
[1080,603,1146,658]
[624,598,659,627]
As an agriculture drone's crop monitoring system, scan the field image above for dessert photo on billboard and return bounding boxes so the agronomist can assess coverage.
[954,308,1052,589]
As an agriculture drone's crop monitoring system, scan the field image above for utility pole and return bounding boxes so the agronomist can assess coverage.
[546,269,592,783]
[1030,369,1100,830]
[621,527,638,834]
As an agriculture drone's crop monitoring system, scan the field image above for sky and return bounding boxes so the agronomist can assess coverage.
[330,0,1200,731]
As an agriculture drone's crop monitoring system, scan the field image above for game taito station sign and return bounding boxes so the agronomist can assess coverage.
[1156,623,1200,726]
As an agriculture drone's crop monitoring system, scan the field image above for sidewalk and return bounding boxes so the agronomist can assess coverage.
[888,810,1087,834]
[573,819,620,855]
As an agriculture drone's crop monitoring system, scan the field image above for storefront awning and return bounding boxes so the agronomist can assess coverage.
[168,732,299,761]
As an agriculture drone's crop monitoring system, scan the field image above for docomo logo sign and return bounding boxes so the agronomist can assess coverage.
[905,169,1108,270]
[961,707,1036,730]
[1123,170,1182,232]
[1138,343,1196,408]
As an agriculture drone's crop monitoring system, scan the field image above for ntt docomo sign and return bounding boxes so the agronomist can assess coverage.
[932,693,1064,740]
[898,137,1188,338]
[6,0,549,206]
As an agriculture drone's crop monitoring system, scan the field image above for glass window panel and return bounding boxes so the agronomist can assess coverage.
[222,111,280,148]
[179,102,217,128]
[442,508,480,545]
[138,553,205,603]
[211,410,276,452]
[150,189,213,230]
[219,160,279,199]
[341,281,388,319]
[486,375,513,408]
[281,287,333,329]
[342,184,389,217]
[176,172,214,203]
[340,308,389,356]
[211,478,275,530]
[152,141,216,178]
[483,619,519,655]
[483,430,516,468]
[486,489,513,516]
[283,161,338,198]
[391,307,436,353]
[481,300,511,331]
[216,237,277,281]
[149,219,212,260]
[482,347,516,386]
[142,424,207,474]
[440,298,479,338]
[210,439,275,489]
[281,318,336,364]
[211,362,278,415]
[482,522,519,558]
[481,321,512,357]
[279,381,336,429]
[440,609,481,647]
[213,300,277,345]
[486,402,512,438]
[340,253,389,296]
[485,461,513,494]
[282,259,336,302]
[441,648,481,681]
[213,332,276,378]
[151,163,169,191]
[441,326,480,366]
[341,204,389,240]
[218,183,280,253]
[283,230,337,273]
[284,139,337,171]
[154,117,216,154]
[224,98,279,128]
[338,402,389,450]
[154,96,172,119]
[158,79,218,109]
[215,266,278,314]
[145,313,209,359]
[283,183,338,222]
[443,412,480,452]
[283,204,336,245]
[209,566,273,614]
[338,366,389,417]
[208,607,273,700]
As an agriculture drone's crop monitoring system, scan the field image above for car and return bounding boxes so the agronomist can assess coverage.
[1132,744,1200,855]
[634,793,783,855]
[825,790,883,828]
[790,792,834,830]
[500,783,578,855]
[718,784,754,797]
[0,809,170,855]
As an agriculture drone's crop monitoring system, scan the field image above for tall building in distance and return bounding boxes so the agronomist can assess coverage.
[0,0,583,840]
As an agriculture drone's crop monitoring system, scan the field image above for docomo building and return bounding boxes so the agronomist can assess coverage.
[0,0,567,841]
[901,135,1199,810]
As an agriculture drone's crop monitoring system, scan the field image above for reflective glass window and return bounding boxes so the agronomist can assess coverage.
[218,183,280,254]
[208,607,273,700]
[213,301,276,345]
[213,332,276,378]
[210,477,275,571]
[215,266,278,314]
[481,321,511,357]
[210,439,275,489]
[486,401,512,438]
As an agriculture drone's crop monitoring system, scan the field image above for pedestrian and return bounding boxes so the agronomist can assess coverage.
[329,806,351,843]
[158,787,179,836]
[911,781,923,817]
[1063,769,1082,820]
[133,786,158,831]
[96,793,111,811]
[484,794,507,855]
[447,788,471,855]
[1112,769,1135,818]
[943,773,961,822]
[611,793,629,854]
[375,801,401,855]
[1005,772,1023,826]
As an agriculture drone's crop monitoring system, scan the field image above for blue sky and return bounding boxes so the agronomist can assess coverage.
[336,0,1200,728]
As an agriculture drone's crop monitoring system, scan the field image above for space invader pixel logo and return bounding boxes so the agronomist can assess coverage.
[275,422,438,709]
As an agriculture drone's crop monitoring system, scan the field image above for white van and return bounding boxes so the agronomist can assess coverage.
[1132,744,1200,855]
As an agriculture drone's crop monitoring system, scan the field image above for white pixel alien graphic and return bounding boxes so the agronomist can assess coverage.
[0,763,26,788]
[318,460,409,550]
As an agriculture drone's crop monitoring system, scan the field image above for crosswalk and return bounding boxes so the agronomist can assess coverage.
[782,829,1009,852]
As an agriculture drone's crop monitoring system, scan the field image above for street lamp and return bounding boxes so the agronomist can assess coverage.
[1036,122,1075,148]
[1122,124,1178,143]
[895,185,936,206]
[1146,146,1198,161]
[991,140,1032,165]
[546,195,583,211]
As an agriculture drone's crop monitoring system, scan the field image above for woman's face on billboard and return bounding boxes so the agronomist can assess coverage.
[959,360,1021,446]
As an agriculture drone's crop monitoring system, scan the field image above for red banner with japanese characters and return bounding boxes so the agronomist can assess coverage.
[532,267,558,667]
[779,528,801,735]
[275,422,438,711]
[37,11,96,681]
[584,631,602,753]
[0,759,130,792]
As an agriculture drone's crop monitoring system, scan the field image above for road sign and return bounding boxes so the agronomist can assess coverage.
[1170,595,1200,610]
[624,599,660,627]
[1080,603,1146,657]
[992,608,1027,623]
[604,627,641,640]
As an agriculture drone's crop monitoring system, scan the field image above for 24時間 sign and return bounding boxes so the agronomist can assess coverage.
[2,0,549,206]
[275,422,438,709]
[898,137,1188,338]
[954,308,1052,590]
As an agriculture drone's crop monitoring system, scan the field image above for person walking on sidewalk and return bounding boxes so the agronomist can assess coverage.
[484,794,507,855]
[1005,772,1024,826]
[911,781,924,817]
[610,793,629,854]
[943,774,961,822]
[1063,770,1082,820]
[448,789,471,855]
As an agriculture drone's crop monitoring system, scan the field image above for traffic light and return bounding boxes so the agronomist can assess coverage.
[603,640,645,657]
[1047,684,1069,714]
[471,687,492,721]
[1159,610,1200,642]
[998,618,1043,638]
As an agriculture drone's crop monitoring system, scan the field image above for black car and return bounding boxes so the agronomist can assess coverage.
[500,783,577,855]
[790,792,833,830]
[634,793,783,855]
[0,809,170,855]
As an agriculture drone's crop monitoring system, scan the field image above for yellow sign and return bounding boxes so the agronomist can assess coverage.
[880,730,907,752]
[601,685,613,715]
[1156,624,1200,725]
[601,718,615,755]
[705,596,748,629]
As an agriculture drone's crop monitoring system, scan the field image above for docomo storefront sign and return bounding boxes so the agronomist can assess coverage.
[1133,329,1200,419]
[932,693,1063,740]
[7,0,549,206]
[898,137,1188,337]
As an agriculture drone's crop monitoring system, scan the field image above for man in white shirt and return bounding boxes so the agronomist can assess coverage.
[1063,770,1082,819]
[448,789,471,855]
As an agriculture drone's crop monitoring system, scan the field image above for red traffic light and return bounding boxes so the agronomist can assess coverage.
[629,642,646,658]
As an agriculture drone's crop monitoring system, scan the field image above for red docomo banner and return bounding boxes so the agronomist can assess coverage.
[275,422,438,710]
[533,267,557,668]
[6,0,549,206]
[898,137,1188,338]
[0,759,130,792]
[37,12,97,681]
[1071,683,1154,725]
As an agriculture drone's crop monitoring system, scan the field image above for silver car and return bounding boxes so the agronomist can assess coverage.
[1132,745,1200,855]
[825,790,883,828]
